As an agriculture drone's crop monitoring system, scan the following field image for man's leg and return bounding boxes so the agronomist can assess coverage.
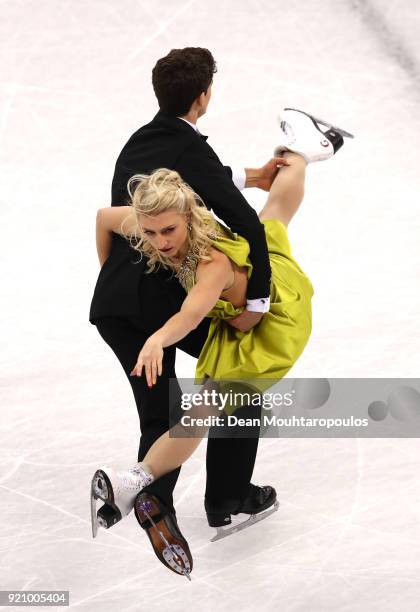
[174,158,309,517]
[204,425,261,511]
[177,324,261,513]
[95,316,182,512]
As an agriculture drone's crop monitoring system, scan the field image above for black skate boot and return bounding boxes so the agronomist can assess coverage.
[205,484,279,542]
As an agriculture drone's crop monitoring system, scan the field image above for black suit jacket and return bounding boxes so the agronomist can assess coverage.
[89,111,271,322]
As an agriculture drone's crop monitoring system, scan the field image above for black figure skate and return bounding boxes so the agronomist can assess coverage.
[275,107,354,163]
[206,484,280,542]
[135,492,193,581]
[90,463,154,538]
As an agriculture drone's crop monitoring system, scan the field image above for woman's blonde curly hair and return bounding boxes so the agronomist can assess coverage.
[122,168,220,274]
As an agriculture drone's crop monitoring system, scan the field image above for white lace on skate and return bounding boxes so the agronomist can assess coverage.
[117,467,154,492]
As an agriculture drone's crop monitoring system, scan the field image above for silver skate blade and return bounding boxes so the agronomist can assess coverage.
[162,544,192,581]
[91,470,111,503]
[284,107,354,138]
[210,500,280,542]
[90,471,111,538]
[141,505,192,580]
[90,490,98,539]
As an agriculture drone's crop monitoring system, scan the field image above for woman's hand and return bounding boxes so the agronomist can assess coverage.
[130,336,163,387]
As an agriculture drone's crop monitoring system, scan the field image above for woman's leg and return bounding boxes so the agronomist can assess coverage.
[138,380,221,480]
[259,152,307,226]
[141,431,203,479]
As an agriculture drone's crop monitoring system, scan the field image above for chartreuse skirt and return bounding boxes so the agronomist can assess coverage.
[194,219,314,395]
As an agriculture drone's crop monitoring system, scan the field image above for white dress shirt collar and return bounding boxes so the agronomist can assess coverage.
[177,116,199,133]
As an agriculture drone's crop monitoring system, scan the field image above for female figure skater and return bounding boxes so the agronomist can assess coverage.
[91,108,352,579]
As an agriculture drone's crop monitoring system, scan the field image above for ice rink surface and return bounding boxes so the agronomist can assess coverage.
[1,0,420,609]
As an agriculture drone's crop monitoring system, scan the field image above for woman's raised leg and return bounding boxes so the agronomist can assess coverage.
[259,152,307,227]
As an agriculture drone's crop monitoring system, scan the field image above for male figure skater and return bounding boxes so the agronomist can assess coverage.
[89,47,285,553]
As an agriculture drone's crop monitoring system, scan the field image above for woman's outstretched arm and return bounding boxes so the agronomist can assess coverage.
[159,256,228,345]
[131,251,231,386]
[95,206,138,265]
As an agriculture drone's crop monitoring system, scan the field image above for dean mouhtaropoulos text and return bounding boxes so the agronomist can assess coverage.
[179,414,369,428]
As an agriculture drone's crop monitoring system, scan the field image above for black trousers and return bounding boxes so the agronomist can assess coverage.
[94,270,260,514]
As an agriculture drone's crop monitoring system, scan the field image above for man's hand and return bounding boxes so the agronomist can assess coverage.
[226,310,264,332]
[256,156,290,191]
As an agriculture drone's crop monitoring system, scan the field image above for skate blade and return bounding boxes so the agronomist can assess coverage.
[210,500,280,542]
[284,107,354,139]
[90,472,106,539]
[162,543,192,580]
[90,490,98,539]
[137,496,193,579]
[90,470,120,538]
[91,470,112,503]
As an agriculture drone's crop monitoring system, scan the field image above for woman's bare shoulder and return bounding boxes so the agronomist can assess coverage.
[196,247,231,277]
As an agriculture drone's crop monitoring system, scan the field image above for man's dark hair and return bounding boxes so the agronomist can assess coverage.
[152,47,217,117]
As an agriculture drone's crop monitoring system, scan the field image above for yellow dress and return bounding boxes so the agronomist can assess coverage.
[194,220,314,391]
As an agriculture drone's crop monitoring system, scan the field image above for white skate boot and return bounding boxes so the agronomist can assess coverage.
[275,107,354,163]
[90,463,154,538]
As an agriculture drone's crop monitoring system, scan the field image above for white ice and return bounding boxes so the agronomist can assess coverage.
[1,0,420,610]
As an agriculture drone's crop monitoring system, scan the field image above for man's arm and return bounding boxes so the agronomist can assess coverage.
[226,158,289,191]
[178,144,272,301]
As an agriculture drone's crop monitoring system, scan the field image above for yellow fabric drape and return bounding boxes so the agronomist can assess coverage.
[194,219,314,392]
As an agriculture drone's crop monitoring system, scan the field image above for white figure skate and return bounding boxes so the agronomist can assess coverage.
[90,463,154,538]
[275,107,354,163]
